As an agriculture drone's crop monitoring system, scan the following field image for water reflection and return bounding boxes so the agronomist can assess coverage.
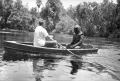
[33,58,59,81]
[69,59,106,75]
[70,60,82,75]
[2,50,61,81]
[2,51,29,61]
[2,48,65,61]
[1,51,120,81]
[1,33,120,81]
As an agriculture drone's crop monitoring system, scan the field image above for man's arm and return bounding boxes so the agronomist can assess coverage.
[69,35,75,45]
[72,34,83,48]
[43,28,56,41]
[72,40,82,47]
[46,35,57,42]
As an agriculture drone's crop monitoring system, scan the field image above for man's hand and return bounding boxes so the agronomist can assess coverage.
[60,46,66,50]
[70,45,74,49]
[49,35,53,38]
[53,40,57,43]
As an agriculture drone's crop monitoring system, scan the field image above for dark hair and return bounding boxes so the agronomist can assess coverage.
[39,21,44,26]
[74,27,80,35]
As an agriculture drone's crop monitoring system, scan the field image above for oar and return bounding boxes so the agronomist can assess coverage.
[49,36,82,58]
[57,42,82,59]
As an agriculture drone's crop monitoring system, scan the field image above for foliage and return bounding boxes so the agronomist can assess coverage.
[67,5,76,20]
[40,0,77,33]
[0,0,38,32]
[0,0,14,29]
[54,14,77,34]
[67,0,120,38]
[8,0,32,31]
[30,7,38,29]
[40,0,62,32]
[0,0,120,38]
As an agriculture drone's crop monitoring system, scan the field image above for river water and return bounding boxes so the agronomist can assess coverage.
[0,32,120,81]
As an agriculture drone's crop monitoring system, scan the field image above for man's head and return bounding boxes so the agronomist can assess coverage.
[74,25,81,34]
[39,20,44,26]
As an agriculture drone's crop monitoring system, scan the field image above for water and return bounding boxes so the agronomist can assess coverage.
[0,32,120,81]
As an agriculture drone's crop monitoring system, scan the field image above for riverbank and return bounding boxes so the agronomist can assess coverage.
[0,29,29,34]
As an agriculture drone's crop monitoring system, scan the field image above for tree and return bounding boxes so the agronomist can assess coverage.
[40,0,63,32]
[6,0,34,31]
[0,0,14,29]
[117,0,120,6]
[36,0,42,12]
[55,15,77,34]
[103,0,109,5]
[67,5,76,20]
[14,0,23,10]
[30,7,38,29]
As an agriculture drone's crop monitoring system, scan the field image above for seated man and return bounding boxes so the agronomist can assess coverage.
[33,20,58,48]
[67,25,84,49]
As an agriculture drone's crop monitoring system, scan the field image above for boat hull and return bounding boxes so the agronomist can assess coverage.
[3,41,98,54]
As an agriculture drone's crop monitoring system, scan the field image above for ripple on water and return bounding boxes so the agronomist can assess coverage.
[0,52,120,81]
[0,34,120,81]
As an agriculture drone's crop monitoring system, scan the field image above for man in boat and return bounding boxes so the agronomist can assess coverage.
[33,19,58,48]
[67,25,84,49]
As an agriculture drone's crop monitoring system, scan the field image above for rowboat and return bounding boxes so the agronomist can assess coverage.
[3,41,98,54]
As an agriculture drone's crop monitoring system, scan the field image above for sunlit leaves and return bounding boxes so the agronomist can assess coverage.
[14,0,23,10]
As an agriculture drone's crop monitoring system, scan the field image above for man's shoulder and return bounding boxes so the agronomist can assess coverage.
[37,26,42,28]
[36,26,44,30]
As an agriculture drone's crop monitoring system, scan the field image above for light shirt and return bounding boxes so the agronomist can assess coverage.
[33,26,48,47]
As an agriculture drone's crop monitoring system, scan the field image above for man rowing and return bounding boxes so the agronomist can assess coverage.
[33,20,58,48]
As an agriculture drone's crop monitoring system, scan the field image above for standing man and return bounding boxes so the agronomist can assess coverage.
[33,20,57,47]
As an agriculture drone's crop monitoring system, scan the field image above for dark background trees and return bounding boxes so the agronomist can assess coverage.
[0,0,120,38]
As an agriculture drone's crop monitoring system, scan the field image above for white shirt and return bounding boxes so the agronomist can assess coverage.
[33,26,48,47]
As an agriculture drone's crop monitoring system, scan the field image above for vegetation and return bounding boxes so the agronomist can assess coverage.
[0,0,120,38]
[40,0,77,33]
[0,0,39,32]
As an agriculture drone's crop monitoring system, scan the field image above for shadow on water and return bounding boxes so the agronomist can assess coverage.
[2,49,66,61]
[69,59,106,75]
[2,51,29,61]
[68,60,119,81]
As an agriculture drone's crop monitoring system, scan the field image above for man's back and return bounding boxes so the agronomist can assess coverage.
[33,26,48,47]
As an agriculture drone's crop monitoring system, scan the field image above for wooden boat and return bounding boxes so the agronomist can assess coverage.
[3,41,98,54]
